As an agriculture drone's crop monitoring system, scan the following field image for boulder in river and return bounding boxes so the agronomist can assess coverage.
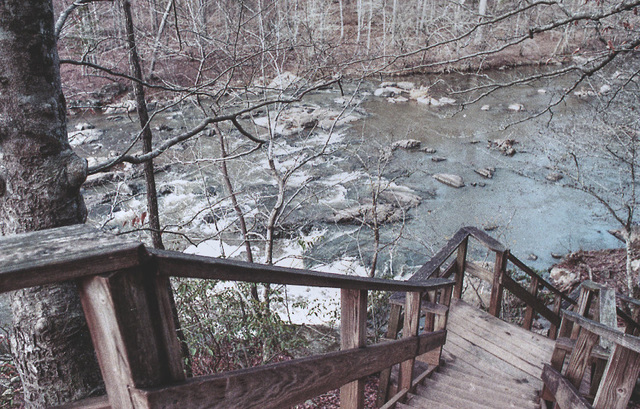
[392,139,421,151]
[433,173,464,188]
[489,139,516,156]
[474,167,495,179]
[508,103,525,111]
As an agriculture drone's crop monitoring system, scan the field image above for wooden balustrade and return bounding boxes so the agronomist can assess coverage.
[0,225,454,409]
[541,308,640,409]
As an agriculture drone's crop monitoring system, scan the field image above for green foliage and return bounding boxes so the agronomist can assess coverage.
[174,279,306,375]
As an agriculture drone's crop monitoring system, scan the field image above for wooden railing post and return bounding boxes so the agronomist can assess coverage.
[453,237,468,299]
[78,265,185,409]
[593,344,640,409]
[398,291,422,391]
[377,303,403,407]
[548,294,563,339]
[489,250,508,317]
[523,274,539,330]
[340,289,368,409]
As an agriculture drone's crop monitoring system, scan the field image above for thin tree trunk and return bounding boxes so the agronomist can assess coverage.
[217,126,260,301]
[121,0,164,249]
[148,0,174,75]
[0,1,103,406]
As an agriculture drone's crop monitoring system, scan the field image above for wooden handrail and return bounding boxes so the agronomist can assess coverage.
[461,226,506,252]
[562,310,640,353]
[150,249,456,292]
[507,253,576,306]
[0,224,144,293]
[129,331,447,409]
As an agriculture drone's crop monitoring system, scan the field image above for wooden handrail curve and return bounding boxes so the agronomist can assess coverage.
[149,248,456,292]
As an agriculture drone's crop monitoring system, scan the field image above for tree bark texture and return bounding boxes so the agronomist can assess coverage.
[0,0,103,406]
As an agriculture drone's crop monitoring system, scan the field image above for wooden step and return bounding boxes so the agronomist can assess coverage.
[415,382,540,409]
[422,375,540,408]
[408,387,498,409]
[444,332,542,385]
[431,370,539,401]
[402,393,458,409]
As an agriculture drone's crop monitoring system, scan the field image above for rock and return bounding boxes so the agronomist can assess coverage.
[416,96,431,105]
[159,185,174,196]
[480,105,490,111]
[438,97,456,105]
[478,182,486,187]
[379,81,396,88]
[551,252,564,259]
[537,89,547,94]
[508,103,524,111]
[392,139,421,150]
[490,139,517,156]
[420,147,436,154]
[268,72,301,90]
[409,87,430,100]
[74,122,95,131]
[549,266,580,292]
[433,173,464,188]
[104,100,137,115]
[546,172,563,182]
[374,88,395,98]
[388,96,408,103]
[483,223,498,231]
[474,167,494,179]
[396,81,415,90]
[527,253,538,261]
[431,156,446,162]
[429,98,442,106]
[599,84,611,94]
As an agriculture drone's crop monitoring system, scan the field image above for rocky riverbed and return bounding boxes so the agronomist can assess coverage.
[61,67,630,325]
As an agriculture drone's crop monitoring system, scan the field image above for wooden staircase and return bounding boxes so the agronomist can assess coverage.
[395,299,555,409]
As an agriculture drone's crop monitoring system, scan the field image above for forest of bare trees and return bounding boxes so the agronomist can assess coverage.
[1,0,640,406]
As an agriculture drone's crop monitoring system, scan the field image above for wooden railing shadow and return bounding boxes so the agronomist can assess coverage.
[0,225,454,409]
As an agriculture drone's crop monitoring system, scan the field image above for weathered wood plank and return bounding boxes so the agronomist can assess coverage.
[554,337,609,361]
[592,344,640,409]
[541,365,593,409]
[411,229,471,280]
[0,225,143,293]
[453,237,468,299]
[377,304,403,407]
[464,260,493,283]
[340,289,367,409]
[79,267,183,409]
[508,253,576,306]
[151,249,455,292]
[564,328,599,388]
[489,250,507,317]
[399,292,422,391]
[523,274,539,330]
[502,274,561,328]
[131,330,446,409]
[563,311,640,354]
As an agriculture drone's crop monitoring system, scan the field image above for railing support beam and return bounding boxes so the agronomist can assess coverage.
[340,289,368,409]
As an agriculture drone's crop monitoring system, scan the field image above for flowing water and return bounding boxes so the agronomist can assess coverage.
[71,67,624,281]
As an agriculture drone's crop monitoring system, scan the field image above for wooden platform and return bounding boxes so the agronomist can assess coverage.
[398,299,556,409]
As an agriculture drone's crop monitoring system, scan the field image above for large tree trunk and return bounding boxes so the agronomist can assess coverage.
[0,1,103,406]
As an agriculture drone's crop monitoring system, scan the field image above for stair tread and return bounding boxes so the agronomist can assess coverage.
[423,376,540,407]
[436,365,539,395]
[414,385,539,409]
